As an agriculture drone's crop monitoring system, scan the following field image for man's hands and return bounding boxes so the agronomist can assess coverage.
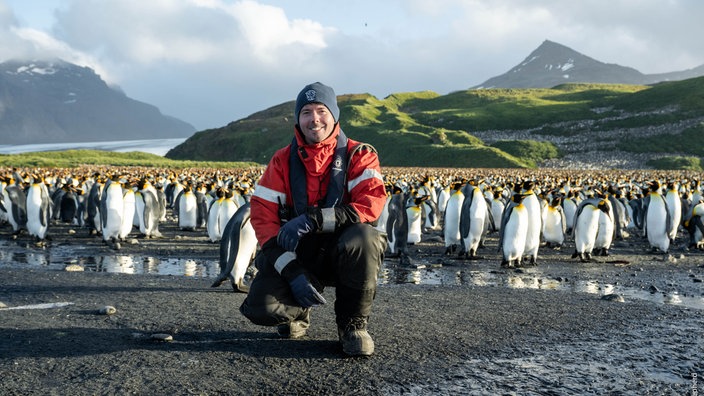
[287,273,327,308]
[277,214,314,251]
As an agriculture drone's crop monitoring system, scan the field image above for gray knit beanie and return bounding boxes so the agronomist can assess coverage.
[294,82,339,124]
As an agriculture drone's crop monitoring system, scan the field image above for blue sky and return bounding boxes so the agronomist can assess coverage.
[1,0,703,131]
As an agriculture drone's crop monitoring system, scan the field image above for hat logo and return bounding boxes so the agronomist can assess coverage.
[304,89,317,102]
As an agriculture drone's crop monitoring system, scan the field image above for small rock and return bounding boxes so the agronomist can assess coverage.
[67,229,76,235]
[64,264,84,272]
[677,254,685,260]
[127,238,139,245]
[99,305,117,315]
[601,294,625,303]
[151,333,173,342]
[693,278,702,283]
[648,285,659,294]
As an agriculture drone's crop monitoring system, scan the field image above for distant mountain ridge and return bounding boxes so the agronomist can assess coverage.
[0,59,195,145]
[473,40,704,89]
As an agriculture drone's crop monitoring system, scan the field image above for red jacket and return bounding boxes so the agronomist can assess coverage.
[250,124,386,246]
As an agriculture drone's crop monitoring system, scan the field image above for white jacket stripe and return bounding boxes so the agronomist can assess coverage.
[253,184,286,204]
[348,168,383,192]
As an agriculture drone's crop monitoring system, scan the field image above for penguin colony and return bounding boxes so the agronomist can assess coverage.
[1,166,703,278]
[0,166,261,292]
[376,168,704,267]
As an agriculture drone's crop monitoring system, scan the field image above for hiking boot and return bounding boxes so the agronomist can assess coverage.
[277,309,310,339]
[337,317,374,356]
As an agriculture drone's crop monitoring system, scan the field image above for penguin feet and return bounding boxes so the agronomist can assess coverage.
[232,279,250,294]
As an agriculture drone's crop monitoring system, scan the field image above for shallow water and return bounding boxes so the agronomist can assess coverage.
[2,239,702,311]
[0,138,187,156]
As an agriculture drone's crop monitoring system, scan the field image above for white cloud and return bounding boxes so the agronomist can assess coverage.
[1,0,703,131]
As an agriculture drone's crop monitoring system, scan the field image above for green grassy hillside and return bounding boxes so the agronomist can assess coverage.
[165,76,704,169]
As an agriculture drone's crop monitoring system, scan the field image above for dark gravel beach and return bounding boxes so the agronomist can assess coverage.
[1,216,703,395]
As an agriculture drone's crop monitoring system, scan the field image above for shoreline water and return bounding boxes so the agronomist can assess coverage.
[0,138,188,156]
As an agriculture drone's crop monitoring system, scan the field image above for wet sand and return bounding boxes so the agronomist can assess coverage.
[1,218,703,395]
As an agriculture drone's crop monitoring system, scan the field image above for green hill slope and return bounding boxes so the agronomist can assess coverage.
[166,77,704,169]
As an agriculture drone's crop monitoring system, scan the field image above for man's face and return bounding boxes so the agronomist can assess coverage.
[298,103,336,144]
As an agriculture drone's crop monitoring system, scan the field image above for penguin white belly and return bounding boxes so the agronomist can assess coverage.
[594,210,614,249]
[543,208,564,245]
[407,206,422,244]
[646,198,670,252]
[665,193,681,240]
[491,200,504,231]
[207,200,223,242]
[563,200,577,231]
[443,193,463,247]
[502,207,528,263]
[218,200,239,236]
[233,219,257,286]
[437,190,449,214]
[522,194,541,257]
[26,185,48,239]
[574,207,599,254]
[120,190,136,239]
[178,193,198,230]
[135,193,146,234]
[102,186,124,241]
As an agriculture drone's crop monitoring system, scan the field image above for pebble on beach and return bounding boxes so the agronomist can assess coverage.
[601,294,625,303]
[151,333,173,342]
[99,305,117,315]
[64,264,84,272]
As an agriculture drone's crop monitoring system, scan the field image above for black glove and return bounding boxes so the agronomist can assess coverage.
[287,273,327,308]
[277,214,314,251]
[278,256,326,308]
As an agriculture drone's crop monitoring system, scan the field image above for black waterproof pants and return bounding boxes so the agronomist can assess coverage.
[240,223,387,327]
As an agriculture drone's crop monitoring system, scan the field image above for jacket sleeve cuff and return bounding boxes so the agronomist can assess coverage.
[274,251,297,274]
[320,207,336,233]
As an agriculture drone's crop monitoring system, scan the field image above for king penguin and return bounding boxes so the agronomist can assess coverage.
[521,180,542,265]
[25,174,52,242]
[498,193,529,268]
[644,180,672,253]
[178,182,199,231]
[100,175,125,248]
[562,190,579,235]
[490,189,506,232]
[135,178,161,238]
[664,181,682,243]
[542,195,566,248]
[212,202,258,293]
[86,174,104,235]
[459,181,489,259]
[593,193,615,256]
[683,201,704,249]
[571,198,610,262]
[406,195,426,245]
[385,185,410,266]
[2,175,28,234]
[443,181,464,255]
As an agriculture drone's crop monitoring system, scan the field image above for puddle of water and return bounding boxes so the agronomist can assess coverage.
[1,239,702,310]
